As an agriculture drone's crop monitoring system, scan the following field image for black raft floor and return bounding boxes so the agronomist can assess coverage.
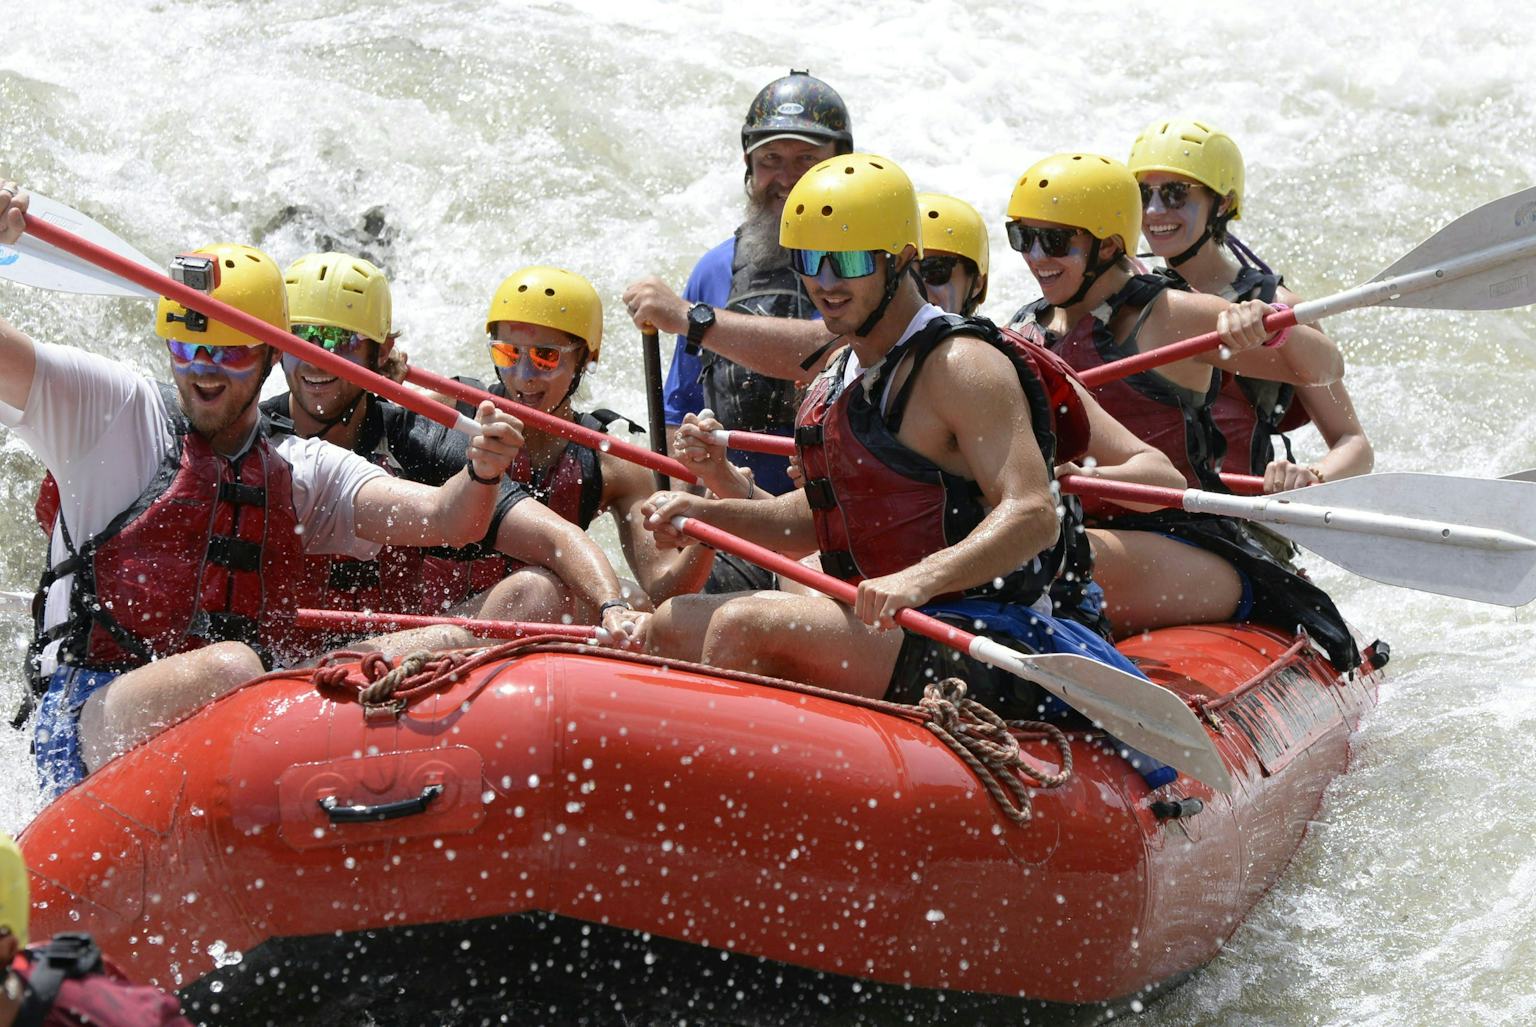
[178,912,1187,1026]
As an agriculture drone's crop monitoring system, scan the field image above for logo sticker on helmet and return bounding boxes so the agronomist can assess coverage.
[776,102,805,116]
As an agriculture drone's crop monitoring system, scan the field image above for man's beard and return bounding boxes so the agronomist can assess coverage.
[176,371,263,440]
[737,196,792,272]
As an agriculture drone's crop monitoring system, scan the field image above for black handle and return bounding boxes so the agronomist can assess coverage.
[1149,796,1205,821]
[319,783,443,823]
[641,327,668,491]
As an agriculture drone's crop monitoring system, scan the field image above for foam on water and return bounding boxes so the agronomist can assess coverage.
[2,0,1534,1022]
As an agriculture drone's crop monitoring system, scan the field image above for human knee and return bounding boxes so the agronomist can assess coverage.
[478,568,565,621]
[202,642,265,691]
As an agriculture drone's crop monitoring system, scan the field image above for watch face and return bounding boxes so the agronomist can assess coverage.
[690,304,714,328]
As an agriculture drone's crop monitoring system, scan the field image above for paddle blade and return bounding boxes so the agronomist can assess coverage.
[1368,185,1536,311]
[0,193,158,299]
[972,642,1234,794]
[1265,472,1536,606]
[1500,468,1536,483]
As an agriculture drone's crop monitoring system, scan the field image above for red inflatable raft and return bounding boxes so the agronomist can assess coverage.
[18,623,1381,1008]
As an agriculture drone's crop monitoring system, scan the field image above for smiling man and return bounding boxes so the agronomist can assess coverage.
[638,154,1152,720]
[622,71,852,594]
[0,187,521,800]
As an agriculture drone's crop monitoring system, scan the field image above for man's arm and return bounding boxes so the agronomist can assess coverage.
[492,498,627,612]
[0,188,40,410]
[605,457,716,603]
[353,401,521,547]
[623,276,836,380]
[641,483,817,558]
[854,340,1060,627]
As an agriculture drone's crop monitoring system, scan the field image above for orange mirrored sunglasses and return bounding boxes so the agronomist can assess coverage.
[488,341,574,373]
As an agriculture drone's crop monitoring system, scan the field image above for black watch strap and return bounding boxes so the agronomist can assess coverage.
[684,303,715,356]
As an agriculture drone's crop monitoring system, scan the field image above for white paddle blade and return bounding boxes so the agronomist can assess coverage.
[970,641,1235,794]
[0,193,158,299]
[0,590,31,615]
[1368,185,1536,311]
[1264,472,1536,606]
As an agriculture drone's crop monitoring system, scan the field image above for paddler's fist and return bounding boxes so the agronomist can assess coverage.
[0,182,29,245]
[1216,299,1278,354]
[855,566,937,631]
[466,400,523,481]
[640,490,705,550]
[621,277,689,336]
[673,410,727,468]
[1263,459,1323,494]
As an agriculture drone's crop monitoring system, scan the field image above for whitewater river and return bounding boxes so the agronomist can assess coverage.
[2,1,1534,1023]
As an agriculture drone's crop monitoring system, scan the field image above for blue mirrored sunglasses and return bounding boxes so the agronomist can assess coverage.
[788,248,881,280]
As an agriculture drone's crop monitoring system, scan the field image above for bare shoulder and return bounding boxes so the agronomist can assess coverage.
[1141,287,1225,347]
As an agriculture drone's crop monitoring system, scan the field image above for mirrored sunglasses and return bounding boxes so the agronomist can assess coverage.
[788,248,881,280]
[1139,181,1195,210]
[1005,222,1079,258]
[165,338,266,371]
[293,323,372,358]
[489,341,574,373]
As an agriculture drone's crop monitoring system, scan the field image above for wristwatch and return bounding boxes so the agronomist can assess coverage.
[684,303,716,355]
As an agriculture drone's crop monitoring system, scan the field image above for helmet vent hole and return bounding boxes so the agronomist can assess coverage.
[545,288,556,297]
[1037,179,1049,189]
[926,210,939,219]
[869,161,884,169]
[1072,155,1083,161]
[795,203,806,214]
[821,205,833,216]
[225,259,237,268]
[318,266,328,282]
[843,166,855,175]
[517,285,529,293]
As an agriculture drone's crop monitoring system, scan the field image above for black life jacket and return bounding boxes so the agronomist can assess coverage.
[697,225,817,432]
[794,313,1082,606]
[11,933,193,1026]
[1013,273,1229,510]
[29,385,309,683]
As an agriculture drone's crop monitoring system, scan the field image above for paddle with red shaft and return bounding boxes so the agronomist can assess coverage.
[668,514,1235,793]
[296,608,602,642]
[405,365,700,486]
[1074,183,1536,387]
[1058,472,1536,606]
[15,211,486,441]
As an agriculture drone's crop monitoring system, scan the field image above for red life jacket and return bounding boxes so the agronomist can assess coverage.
[10,933,193,1026]
[1014,274,1226,516]
[1189,266,1314,475]
[794,313,1079,605]
[31,386,310,672]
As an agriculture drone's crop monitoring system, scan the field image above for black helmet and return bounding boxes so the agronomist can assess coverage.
[741,70,853,156]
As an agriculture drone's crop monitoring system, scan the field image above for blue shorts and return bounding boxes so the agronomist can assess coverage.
[34,666,120,801]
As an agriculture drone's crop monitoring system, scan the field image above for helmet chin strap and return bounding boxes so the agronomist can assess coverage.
[1059,237,1112,309]
[854,255,916,338]
[1168,205,1233,268]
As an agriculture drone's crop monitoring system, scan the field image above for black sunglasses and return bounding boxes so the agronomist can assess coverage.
[1006,222,1079,258]
[1139,181,1195,210]
[918,255,966,286]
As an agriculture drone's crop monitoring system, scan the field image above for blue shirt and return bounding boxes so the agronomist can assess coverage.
[662,236,820,496]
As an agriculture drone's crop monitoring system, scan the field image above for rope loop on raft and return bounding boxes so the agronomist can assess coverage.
[918,677,1073,825]
[308,641,1074,823]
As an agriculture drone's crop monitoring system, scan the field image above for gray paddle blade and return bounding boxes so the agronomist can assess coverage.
[1268,472,1536,606]
[1501,468,1536,483]
[0,193,158,299]
[1369,185,1536,311]
[973,643,1235,793]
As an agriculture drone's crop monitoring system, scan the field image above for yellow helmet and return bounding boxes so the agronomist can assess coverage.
[780,153,922,258]
[918,191,989,288]
[154,243,288,347]
[0,833,27,948]
[285,252,393,343]
[485,266,604,361]
[1128,118,1244,220]
[1007,153,1142,255]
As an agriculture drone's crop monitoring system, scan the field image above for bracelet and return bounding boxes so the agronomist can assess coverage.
[599,598,633,616]
[1262,302,1294,349]
[466,464,500,485]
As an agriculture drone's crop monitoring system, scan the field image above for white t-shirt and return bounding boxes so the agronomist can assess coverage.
[841,302,948,412]
[0,343,386,672]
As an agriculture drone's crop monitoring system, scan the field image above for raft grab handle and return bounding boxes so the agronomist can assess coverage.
[319,784,444,824]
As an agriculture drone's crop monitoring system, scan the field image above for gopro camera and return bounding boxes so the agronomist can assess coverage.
[169,253,219,294]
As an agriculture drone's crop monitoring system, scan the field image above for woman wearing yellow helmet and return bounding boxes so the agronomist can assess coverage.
[1004,154,1359,670]
[1129,118,1374,494]
[441,267,717,620]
